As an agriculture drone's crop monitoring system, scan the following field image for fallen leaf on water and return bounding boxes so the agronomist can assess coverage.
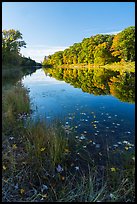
[75,166,79,171]
[110,167,116,172]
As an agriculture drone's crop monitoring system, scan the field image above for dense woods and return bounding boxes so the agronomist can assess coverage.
[2,29,41,67]
[42,26,135,67]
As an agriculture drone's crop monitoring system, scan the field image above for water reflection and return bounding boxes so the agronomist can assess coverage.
[22,67,135,168]
[43,67,135,103]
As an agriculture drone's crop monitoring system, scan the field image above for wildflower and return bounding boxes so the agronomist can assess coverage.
[56,164,63,173]
[12,144,17,150]
[125,146,129,150]
[64,148,69,153]
[61,176,65,181]
[110,167,116,172]
[20,188,25,194]
[40,147,46,152]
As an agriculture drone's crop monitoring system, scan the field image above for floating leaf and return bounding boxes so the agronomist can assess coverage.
[110,167,116,172]
[75,166,79,170]
[79,136,85,140]
[20,188,25,194]
[89,140,92,143]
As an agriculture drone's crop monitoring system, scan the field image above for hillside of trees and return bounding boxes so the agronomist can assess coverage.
[42,26,135,67]
[2,29,41,67]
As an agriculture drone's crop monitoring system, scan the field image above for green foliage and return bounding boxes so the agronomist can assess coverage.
[2,29,26,65]
[2,29,41,67]
[20,56,41,66]
[43,26,135,66]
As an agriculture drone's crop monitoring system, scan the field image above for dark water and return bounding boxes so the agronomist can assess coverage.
[22,67,135,168]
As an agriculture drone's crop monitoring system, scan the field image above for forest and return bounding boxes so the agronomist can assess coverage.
[42,26,135,67]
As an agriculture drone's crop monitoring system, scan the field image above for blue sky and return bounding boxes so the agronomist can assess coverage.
[2,2,135,62]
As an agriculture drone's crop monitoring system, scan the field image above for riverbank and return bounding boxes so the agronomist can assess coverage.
[2,65,135,202]
[49,61,135,73]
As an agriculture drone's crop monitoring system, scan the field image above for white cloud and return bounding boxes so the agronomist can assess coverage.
[100,30,122,35]
[20,45,68,63]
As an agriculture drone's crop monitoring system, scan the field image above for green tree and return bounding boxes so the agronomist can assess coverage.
[94,42,113,65]
[2,29,26,65]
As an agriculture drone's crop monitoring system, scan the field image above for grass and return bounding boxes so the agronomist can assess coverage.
[2,66,135,202]
[24,119,68,168]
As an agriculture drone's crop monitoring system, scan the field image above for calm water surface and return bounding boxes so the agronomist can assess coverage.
[22,68,135,167]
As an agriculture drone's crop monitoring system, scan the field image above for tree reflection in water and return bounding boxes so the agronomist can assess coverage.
[43,67,135,103]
